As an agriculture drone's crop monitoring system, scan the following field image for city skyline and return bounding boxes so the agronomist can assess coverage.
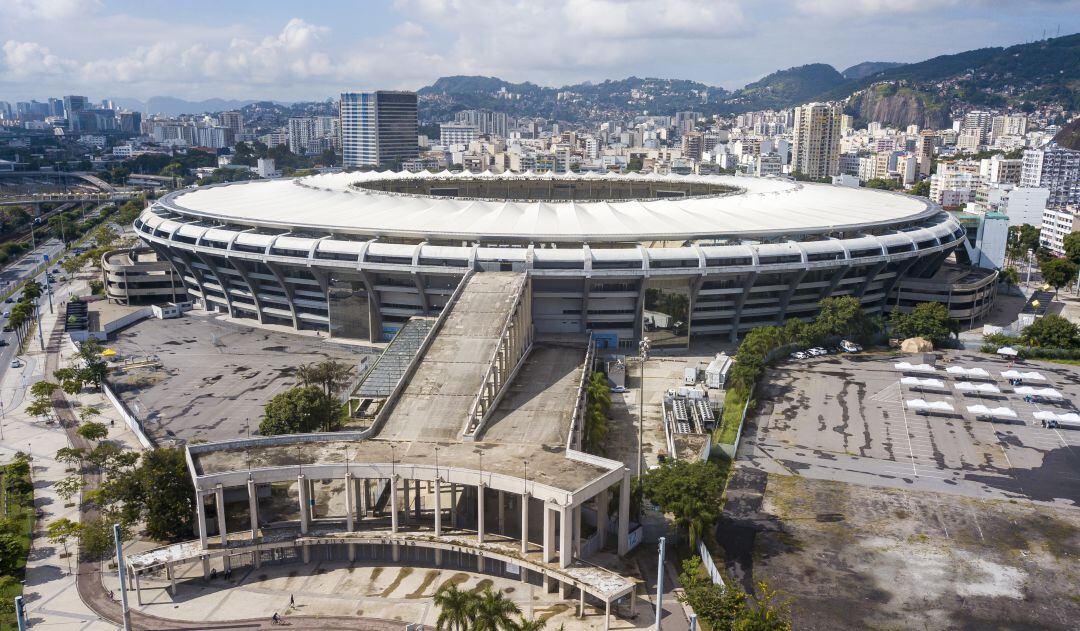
[2,0,1079,101]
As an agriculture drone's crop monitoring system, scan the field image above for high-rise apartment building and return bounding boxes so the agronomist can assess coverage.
[63,95,89,131]
[219,111,244,136]
[1021,145,1080,209]
[455,109,508,137]
[990,115,1027,139]
[340,91,418,168]
[288,117,316,155]
[681,131,704,162]
[440,123,479,146]
[791,103,842,179]
[916,131,938,176]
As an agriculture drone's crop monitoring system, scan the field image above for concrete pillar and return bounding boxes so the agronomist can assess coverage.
[345,472,355,532]
[543,504,555,564]
[450,484,458,528]
[414,480,421,520]
[298,475,310,535]
[196,493,210,578]
[596,489,608,549]
[520,493,530,555]
[247,479,259,538]
[560,506,573,569]
[579,588,585,618]
[573,505,582,558]
[605,599,611,631]
[308,478,316,521]
[214,485,227,545]
[134,570,142,606]
[403,478,411,524]
[434,478,442,537]
[617,473,630,556]
[390,477,399,533]
[477,484,486,543]
[167,563,177,596]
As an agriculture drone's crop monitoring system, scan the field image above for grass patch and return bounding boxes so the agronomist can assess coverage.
[715,388,750,446]
[0,457,35,630]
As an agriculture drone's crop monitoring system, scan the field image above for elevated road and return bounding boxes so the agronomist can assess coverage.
[0,191,133,205]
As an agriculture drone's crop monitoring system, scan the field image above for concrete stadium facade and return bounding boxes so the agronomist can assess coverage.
[135,171,970,348]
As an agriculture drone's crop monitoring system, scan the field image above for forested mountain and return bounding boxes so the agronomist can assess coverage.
[416,33,1080,124]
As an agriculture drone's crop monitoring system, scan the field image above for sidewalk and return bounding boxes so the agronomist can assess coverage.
[0,276,120,629]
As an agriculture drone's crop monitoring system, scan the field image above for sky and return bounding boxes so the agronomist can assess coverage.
[2,0,1079,103]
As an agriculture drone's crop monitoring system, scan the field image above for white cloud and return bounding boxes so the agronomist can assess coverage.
[2,40,76,78]
[8,0,100,20]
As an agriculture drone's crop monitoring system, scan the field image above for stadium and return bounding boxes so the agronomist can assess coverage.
[135,170,989,349]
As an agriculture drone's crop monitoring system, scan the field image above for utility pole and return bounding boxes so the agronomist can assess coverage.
[655,536,666,631]
[34,299,44,352]
[113,524,132,631]
[637,336,650,518]
[14,595,26,631]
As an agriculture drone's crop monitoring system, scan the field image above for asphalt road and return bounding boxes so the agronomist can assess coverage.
[0,238,68,410]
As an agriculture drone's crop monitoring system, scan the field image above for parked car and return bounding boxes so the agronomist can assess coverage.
[2,326,11,333]
[808,347,828,356]
[789,351,809,360]
[610,385,627,393]
[2,298,11,304]
[840,340,862,353]
[10,359,22,368]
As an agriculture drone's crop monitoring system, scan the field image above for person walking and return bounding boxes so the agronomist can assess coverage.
[289,594,295,607]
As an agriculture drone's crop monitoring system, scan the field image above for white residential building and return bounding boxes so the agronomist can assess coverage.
[1021,145,1080,210]
[984,184,1049,228]
[1040,206,1079,256]
[440,123,479,146]
[791,102,842,179]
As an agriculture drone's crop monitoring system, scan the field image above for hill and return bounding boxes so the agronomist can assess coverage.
[722,63,847,110]
[841,61,906,80]
[1054,118,1080,150]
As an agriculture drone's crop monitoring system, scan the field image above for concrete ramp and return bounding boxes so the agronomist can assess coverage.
[376,272,529,442]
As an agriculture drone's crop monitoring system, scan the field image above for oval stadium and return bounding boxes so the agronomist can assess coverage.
[134,171,989,349]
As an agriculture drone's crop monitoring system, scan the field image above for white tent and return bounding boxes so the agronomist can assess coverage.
[1037,388,1064,399]
[946,366,967,375]
[990,407,1017,418]
[946,366,991,378]
[967,367,991,378]
[928,401,954,412]
[1020,371,1046,382]
[966,404,990,415]
[901,377,946,389]
[1033,410,1059,422]
[1058,412,1080,424]
[905,399,930,410]
[1000,370,1022,379]
[975,383,1001,394]
[954,382,976,392]
[997,347,1019,357]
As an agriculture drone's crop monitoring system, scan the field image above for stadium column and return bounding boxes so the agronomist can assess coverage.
[560,505,573,570]
[618,472,630,556]
[434,478,442,536]
[520,492,530,555]
[215,484,231,572]
[543,504,555,563]
[596,488,608,549]
[450,483,458,528]
[345,472,356,562]
[247,478,261,569]
[196,491,210,578]
[298,475,310,534]
[477,482,486,543]
[390,476,399,533]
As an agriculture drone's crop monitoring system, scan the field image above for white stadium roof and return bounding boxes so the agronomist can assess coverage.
[164,171,936,242]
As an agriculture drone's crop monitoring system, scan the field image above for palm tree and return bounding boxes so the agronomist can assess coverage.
[472,587,520,631]
[22,280,42,302]
[674,497,715,551]
[513,617,547,631]
[433,583,478,631]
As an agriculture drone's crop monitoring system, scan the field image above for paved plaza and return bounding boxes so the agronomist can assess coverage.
[743,351,1080,507]
[108,313,373,444]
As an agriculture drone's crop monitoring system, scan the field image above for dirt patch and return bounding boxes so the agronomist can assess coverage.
[725,473,1080,630]
[379,566,414,598]
[405,570,440,599]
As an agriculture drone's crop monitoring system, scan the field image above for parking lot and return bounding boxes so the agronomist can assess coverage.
[108,313,373,445]
[742,351,1080,508]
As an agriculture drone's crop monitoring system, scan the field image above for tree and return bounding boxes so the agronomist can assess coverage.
[642,459,725,549]
[76,338,108,389]
[77,421,109,442]
[259,385,341,435]
[888,302,955,342]
[583,372,612,454]
[1063,232,1080,265]
[1040,257,1078,292]
[1020,314,1079,349]
[79,407,101,422]
[433,583,478,631]
[93,225,119,249]
[806,296,876,344]
[1000,267,1020,294]
[679,556,750,630]
[908,179,931,197]
[737,581,793,631]
[136,448,195,540]
[26,397,52,420]
[54,475,85,503]
[55,447,86,468]
[21,280,42,302]
[513,618,547,631]
[30,380,59,399]
[472,587,521,631]
[46,518,82,570]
